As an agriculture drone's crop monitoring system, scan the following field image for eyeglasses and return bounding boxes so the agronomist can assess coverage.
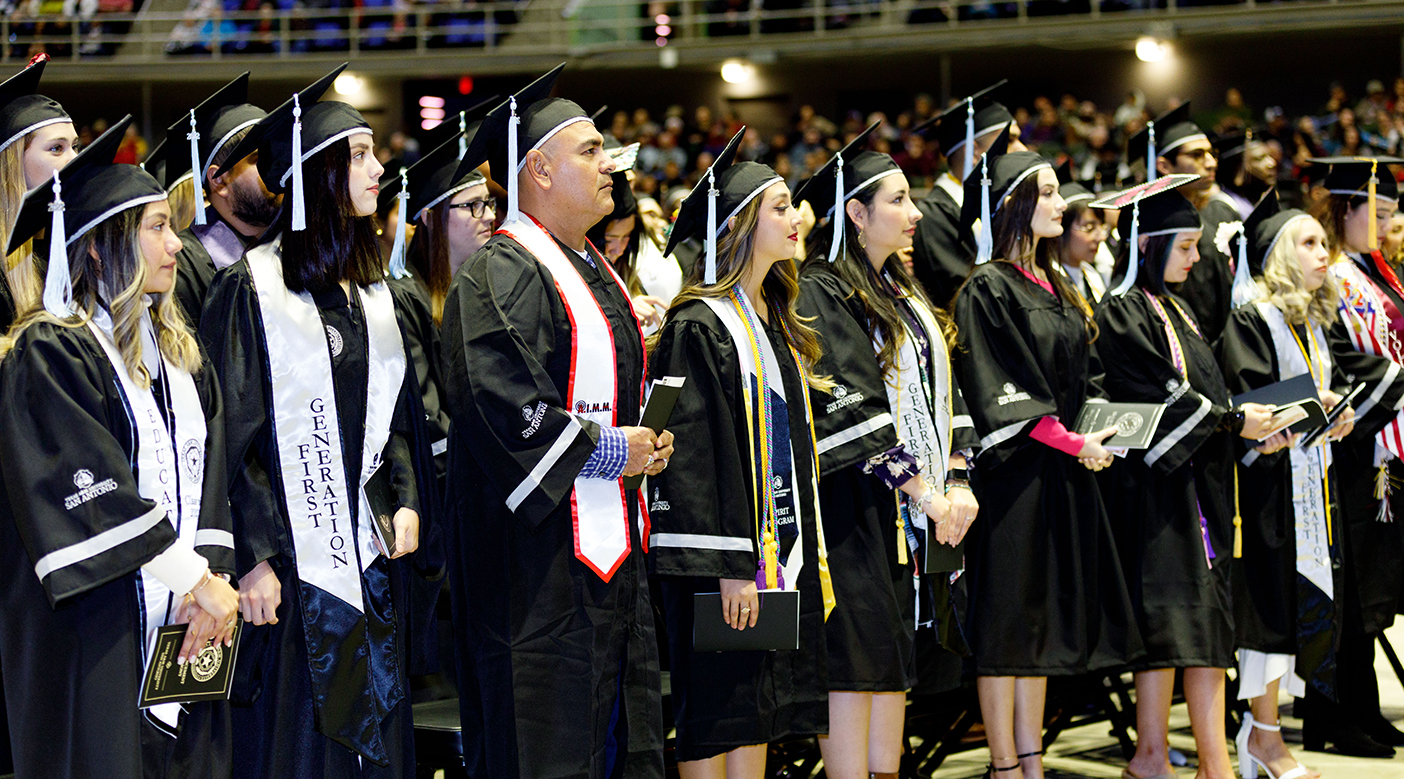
[1073,222,1108,235]
[449,198,496,218]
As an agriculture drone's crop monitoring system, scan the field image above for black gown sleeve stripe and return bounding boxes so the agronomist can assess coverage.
[796,271,899,475]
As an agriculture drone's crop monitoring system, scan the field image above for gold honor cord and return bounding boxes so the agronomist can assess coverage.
[1289,324,1334,547]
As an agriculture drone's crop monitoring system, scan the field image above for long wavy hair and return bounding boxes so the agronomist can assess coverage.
[1259,216,1339,327]
[801,178,956,379]
[0,204,202,386]
[659,194,831,391]
[258,138,383,293]
[1,134,43,314]
[166,175,197,234]
[968,174,1098,340]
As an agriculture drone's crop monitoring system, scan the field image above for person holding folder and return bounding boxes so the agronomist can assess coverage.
[1090,176,1276,779]
[1217,191,1356,779]
[793,126,979,779]
[646,128,834,779]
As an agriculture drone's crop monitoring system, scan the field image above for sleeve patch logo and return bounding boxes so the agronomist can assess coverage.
[996,382,1032,406]
[520,401,547,439]
[65,469,119,510]
[825,384,865,414]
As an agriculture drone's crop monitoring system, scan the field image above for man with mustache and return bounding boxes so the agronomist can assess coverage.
[441,64,671,779]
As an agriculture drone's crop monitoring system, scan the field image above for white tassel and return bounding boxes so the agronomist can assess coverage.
[827,154,845,264]
[1147,123,1157,182]
[188,110,205,226]
[457,111,467,160]
[1228,222,1257,307]
[705,168,718,285]
[291,94,306,232]
[974,154,992,265]
[963,98,974,182]
[507,96,520,224]
[388,168,410,279]
[1112,200,1140,296]
[42,171,71,318]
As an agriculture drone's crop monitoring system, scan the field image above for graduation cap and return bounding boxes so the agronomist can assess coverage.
[793,121,903,263]
[455,64,597,224]
[377,133,488,278]
[1214,129,1252,161]
[958,127,1051,265]
[1127,102,1208,180]
[1088,173,1201,296]
[160,73,265,227]
[9,116,167,317]
[423,93,498,162]
[214,63,351,232]
[1054,160,1094,207]
[1226,188,1313,306]
[141,136,170,191]
[0,58,70,157]
[664,127,782,285]
[1310,155,1404,250]
[912,80,1010,178]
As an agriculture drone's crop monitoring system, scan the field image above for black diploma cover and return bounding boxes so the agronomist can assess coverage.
[1073,401,1169,450]
[139,619,244,707]
[693,589,799,652]
[624,375,685,490]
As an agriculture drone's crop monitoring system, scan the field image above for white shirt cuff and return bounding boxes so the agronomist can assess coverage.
[141,544,210,596]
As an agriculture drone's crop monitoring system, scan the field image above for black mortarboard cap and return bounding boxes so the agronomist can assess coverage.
[794,121,903,263]
[1127,102,1208,177]
[0,59,70,157]
[10,116,167,316]
[664,127,783,284]
[1055,160,1095,206]
[1088,173,1201,296]
[1225,188,1315,305]
[957,126,1053,264]
[161,73,266,225]
[1311,156,1403,202]
[912,80,1011,171]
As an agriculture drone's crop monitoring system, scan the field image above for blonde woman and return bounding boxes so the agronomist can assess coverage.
[1219,192,1355,779]
[0,117,238,778]
[647,130,833,779]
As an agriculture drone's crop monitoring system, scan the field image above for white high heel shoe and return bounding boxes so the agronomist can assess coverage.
[1236,713,1309,779]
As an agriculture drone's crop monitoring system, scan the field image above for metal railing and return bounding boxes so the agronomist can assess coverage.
[0,0,1397,66]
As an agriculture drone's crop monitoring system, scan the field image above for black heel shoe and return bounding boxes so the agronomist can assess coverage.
[1360,713,1404,747]
[1302,715,1394,757]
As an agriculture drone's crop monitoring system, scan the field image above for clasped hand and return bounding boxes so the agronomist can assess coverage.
[622,426,674,477]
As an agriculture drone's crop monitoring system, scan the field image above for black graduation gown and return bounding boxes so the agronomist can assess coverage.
[1095,289,1236,669]
[173,227,218,332]
[0,321,234,779]
[953,262,1143,675]
[1171,198,1239,345]
[647,299,827,761]
[911,183,975,310]
[1217,305,1343,698]
[200,260,444,779]
[440,232,663,779]
[387,274,450,485]
[1326,254,1404,638]
[796,267,974,693]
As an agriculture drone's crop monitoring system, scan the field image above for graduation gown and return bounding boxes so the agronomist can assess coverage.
[200,253,444,779]
[1095,289,1236,669]
[912,176,976,310]
[0,320,234,779]
[173,227,218,331]
[1326,252,1404,638]
[440,229,663,779]
[1171,197,1239,345]
[1217,304,1343,698]
[647,298,828,761]
[387,274,450,484]
[796,267,974,693]
[953,261,1143,675]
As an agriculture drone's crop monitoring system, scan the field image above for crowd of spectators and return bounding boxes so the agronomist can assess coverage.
[3,0,141,58]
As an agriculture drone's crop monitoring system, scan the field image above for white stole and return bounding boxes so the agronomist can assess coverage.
[701,296,807,591]
[88,306,207,728]
[885,295,952,498]
[1255,301,1334,600]
[246,238,406,611]
[497,216,635,581]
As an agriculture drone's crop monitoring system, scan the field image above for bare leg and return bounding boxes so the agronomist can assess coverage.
[819,692,873,779]
[678,745,769,779]
[1246,680,1321,779]
[1014,677,1047,779]
[978,676,1024,778]
[1183,667,1235,779]
[1126,668,1175,778]
[867,692,907,773]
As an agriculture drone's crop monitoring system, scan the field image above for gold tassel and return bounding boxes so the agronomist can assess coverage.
[763,530,778,589]
[1369,159,1379,250]
[1233,461,1243,558]
[895,491,908,566]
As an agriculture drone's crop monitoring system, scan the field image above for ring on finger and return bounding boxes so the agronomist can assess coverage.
[740,606,752,614]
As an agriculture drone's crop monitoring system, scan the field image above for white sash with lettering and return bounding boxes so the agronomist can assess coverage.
[1255,301,1334,600]
[497,216,632,581]
[246,239,407,610]
[884,296,951,494]
[88,307,207,728]
[700,296,806,591]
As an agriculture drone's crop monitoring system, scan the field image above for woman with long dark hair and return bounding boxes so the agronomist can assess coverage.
[952,130,1142,779]
[0,117,238,779]
[793,127,978,779]
[200,68,442,778]
[647,130,832,779]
